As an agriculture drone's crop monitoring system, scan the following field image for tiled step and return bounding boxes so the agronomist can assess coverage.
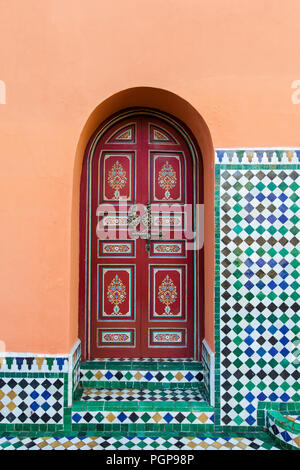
[0,434,281,450]
[71,386,214,432]
[80,358,204,390]
[80,387,207,406]
[267,411,300,450]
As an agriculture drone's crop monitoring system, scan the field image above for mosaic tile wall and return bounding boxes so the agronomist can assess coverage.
[80,366,204,389]
[0,435,280,451]
[267,410,300,450]
[0,340,80,431]
[215,149,300,427]
[201,340,215,406]
[71,342,81,401]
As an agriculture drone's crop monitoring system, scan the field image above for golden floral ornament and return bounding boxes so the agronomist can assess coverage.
[115,128,133,141]
[157,160,177,199]
[103,244,131,254]
[107,274,127,315]
[157,274,177,315]
[153,129,169,141]
[107,160,127,199]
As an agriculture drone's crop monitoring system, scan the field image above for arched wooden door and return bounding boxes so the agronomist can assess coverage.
[79,109,203,359]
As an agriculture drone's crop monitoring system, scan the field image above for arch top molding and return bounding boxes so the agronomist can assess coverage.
[70,87,215,353]
[74,87,215,174]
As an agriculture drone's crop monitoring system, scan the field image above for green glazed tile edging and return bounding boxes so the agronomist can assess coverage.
[214,164,221,426]
[266,431,298,451]
[0,425,272,438]
[72,400,214,413]
[257,402,300,427]
[267,410,300,450]
[80,381,204,390]
[80,360,203,371]
[69,424,216,434]
[0,430,281,450]
[268,410,300,434]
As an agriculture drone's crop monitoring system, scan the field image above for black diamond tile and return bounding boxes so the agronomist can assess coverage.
[115,372,124,380]
[7,379,17,388]
[52,413,63,423]
[40,413,51,423]
[129,413,139,422]
[175,412,185,423]
[155,372,164,382]
[83,413,93,423]
[53,391,63,401]
[19,391,28,400]
[42,379,52,389]
[30,413,40,423]
[53,402,62,412]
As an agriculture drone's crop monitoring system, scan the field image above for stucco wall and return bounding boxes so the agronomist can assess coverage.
[0,0,300,353]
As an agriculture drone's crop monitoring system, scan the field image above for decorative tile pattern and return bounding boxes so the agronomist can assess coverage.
[80,359,204,391]
[0,340,80,426]
[80,387,206,402]
[71,341,81,402]
[267,411,300,449]
[202,340,215,407]
[72,341,81,368]
[286,414,300,423]
[80,368,204,385]
[218,167,300,426]
[215,149,300,164]
[0,356,69,373]
[0,378,64,424]
[85,358,197,362]
[72,409,215,425]
[0,434,279,450]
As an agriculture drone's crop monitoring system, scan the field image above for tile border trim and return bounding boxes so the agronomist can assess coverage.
[215,148,300,164]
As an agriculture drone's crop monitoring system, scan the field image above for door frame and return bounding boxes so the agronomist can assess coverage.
[79,107,204,361]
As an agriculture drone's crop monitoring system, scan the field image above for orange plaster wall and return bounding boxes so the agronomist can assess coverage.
[0,0,300,353]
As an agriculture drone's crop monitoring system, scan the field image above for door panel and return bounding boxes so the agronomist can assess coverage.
[88,115,197,358]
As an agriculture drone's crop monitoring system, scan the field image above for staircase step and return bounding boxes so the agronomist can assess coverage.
[81,358,203,370]
[81,387,206,401]
[71,386,214,430]
[80,358,204,389]
[77,387,208,410]
[73,359,211,432]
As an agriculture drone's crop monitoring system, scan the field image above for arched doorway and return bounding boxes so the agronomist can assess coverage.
[79,108,203,360]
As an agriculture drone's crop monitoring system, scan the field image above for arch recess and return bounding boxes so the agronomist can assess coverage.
[71,87,215,357]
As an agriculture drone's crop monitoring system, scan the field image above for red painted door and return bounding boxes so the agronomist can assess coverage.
[85,114,199,358]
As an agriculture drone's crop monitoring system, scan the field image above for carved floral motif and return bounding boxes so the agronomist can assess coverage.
[155,244,181,253]
[153,333,181,343]
[107,160,127,199]
[157,161,177,199]
[102,333,130,343]
[157,274,177,315]
[103,244,131,253]
[107,274,127,315]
